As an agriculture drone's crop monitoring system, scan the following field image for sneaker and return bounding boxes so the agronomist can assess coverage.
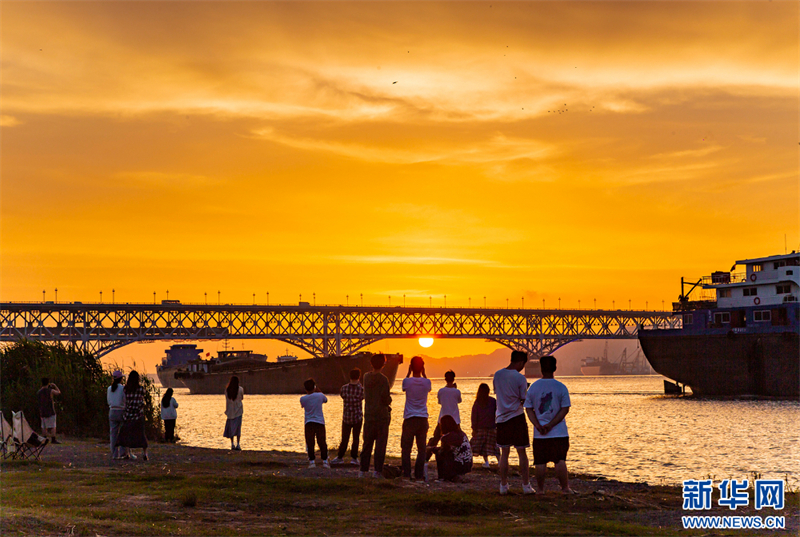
[128,453,137,460]
[308,460,316,468]
[143,454,149,462]
[499,483,509,495]
[358,471,366,478]
[522,483,534,495]
[51,438,61,445]
[482,461,491,469]
[233,445,242,451]
[322,460,330,469]
[372,471,382,479]
[350,458,359,465]
[331,457,344,464]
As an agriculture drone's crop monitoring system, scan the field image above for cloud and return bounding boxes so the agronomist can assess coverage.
[0,115,21,127]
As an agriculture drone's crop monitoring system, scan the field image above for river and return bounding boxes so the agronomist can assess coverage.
[164,375,799,486]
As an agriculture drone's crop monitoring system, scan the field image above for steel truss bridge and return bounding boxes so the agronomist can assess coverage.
[0,302,679,358]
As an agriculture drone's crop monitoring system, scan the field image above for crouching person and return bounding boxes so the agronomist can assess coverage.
[430,415,472,481]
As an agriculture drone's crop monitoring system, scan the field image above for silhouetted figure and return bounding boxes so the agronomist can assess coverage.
[300,378,329,468]
[359,354,392,478]
[401,356,431,480]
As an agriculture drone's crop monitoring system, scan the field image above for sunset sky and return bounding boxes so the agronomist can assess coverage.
[2,1,798,366]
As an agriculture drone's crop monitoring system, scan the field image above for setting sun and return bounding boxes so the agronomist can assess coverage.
[418,337,434,348]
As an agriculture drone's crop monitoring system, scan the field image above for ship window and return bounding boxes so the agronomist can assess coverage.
[714,312,730,324]
[719,289,731,298]
[752,264,762,272]
[776,284,791,294]
[774,261,787,269]
[754,310,771,322]
[743,287,758,297]
[788,270,794,276]
[683,314,693,325]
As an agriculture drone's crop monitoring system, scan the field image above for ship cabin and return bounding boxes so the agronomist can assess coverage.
[678,252,799,334]
[162,344,204,367]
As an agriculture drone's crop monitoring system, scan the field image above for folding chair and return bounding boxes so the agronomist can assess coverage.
[1,412,14,460]
[11,411,49,461]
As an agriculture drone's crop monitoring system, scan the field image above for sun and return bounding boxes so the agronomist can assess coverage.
[418,337,434,348]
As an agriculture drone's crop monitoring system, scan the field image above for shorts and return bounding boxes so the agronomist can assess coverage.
[533,437,569,465]
[41,415,56,430]
[496,414,529,448]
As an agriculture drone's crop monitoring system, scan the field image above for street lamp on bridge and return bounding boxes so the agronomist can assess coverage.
[55,288,58,303]
[42,290,45,302]
[218,291,220,305]
[100,291,103,303]
[112,289,115,304]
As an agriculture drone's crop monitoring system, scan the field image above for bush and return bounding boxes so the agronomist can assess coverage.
[0,340,161,439]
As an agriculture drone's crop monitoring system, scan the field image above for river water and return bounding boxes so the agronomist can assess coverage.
[166,376,799,486]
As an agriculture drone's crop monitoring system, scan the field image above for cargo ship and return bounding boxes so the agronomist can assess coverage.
[638,252,799,396]
[581,345,653,375]
[156,344,204,388]
[175,352,403,394]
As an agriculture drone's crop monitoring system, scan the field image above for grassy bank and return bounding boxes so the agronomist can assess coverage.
[2,439,797,536]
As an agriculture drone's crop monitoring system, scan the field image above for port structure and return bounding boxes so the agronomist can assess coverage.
[0,302,679,358]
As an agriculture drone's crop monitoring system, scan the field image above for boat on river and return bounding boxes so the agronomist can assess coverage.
[156,344,204,388]
[638,252,799,396]
[175,352,403,394]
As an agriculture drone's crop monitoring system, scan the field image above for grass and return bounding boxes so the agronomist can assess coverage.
[2,440,797,536]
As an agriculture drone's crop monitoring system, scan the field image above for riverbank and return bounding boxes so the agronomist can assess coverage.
[2,439,797,536]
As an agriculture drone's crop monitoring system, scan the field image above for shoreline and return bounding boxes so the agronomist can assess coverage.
[3,438,797,536]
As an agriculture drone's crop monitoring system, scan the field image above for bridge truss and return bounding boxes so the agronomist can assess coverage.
[0,302,679,358]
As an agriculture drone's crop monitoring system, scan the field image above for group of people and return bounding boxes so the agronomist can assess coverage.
[106,370,179,460]
[107,370,152,460]
[87,350,572,494]
[294,351,575,493]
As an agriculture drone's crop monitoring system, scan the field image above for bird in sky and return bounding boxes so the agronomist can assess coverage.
[393,81,397,84]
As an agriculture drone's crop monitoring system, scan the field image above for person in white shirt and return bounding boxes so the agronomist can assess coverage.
[223,376,244,451]
[524,355,575,494]
[401,356,432,479]
[426,370,462,461]
[437,370,462,425]
[160,388,179,443]
[107,370,127,459]
[492,350,533,496]
[300,378,329,468]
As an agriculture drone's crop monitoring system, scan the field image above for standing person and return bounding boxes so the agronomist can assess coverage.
[493,350,533,495]
[161,388,179,443]
[524,355,575,494]
[426,370,461,455]
[400,356,431,480]
[37,377,61,444]
[223,376,244,451]
[332,368,364,465]
[359,354,392,478]
[430,415,473,482]
[300,378,329,468]
[470,383,499,468]
[107,370,126,459]
[117,370,149,461]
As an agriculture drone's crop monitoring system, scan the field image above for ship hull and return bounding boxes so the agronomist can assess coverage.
[156,366,186,389]
[177,354,403,395]
[639,331,799,396]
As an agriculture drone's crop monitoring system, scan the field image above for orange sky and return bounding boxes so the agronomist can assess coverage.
[2,2,798,366]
